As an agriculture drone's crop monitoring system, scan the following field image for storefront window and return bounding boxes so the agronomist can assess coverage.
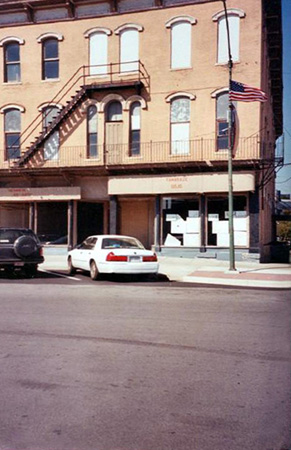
[207,196,247,246]
[162,197,200,247]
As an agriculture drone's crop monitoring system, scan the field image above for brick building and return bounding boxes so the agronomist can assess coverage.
[0,0,283,261]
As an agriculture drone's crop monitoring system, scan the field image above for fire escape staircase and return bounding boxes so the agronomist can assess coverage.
[15,62,149,168]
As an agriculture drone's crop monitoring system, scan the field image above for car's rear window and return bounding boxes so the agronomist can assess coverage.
[102,237,144,249]
[0,229,37,244]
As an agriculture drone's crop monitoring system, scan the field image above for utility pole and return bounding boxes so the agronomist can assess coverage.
[222,0,236,271]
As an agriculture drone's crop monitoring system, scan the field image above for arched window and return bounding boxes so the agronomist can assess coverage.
[89,32,108,76]
[4,108,21,160]
[212,9,245,64]
[106,101,122,122]
[170,97,190,155]
[120,28,139,72]
[129,101,141,156]
[42,38,59,80]
[42,105,61,160]
[166,16,196,70]
[171,21,191,69]
[4,41,21,82]
[87,105,98,158]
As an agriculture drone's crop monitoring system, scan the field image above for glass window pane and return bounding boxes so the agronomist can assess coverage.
[107,101,122,121]
[5,109,21,131]
[6,63,20,82]
[43,106,60,130]
[88,105,98,132]
[44,39,58,59]
[5,43,19,62]
[217,93,228,120]
[6,133,20,159]
[88,133,98,158]
[171,98,190,123]
[44,61,59,79]
[218,15,240,63]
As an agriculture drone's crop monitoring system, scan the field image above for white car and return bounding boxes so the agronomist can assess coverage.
[67,234,159,280]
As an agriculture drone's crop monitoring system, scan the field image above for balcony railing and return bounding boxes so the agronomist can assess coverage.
[1,136,264,170]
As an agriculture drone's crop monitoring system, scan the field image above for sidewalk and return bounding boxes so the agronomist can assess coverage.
[41,248,291,289]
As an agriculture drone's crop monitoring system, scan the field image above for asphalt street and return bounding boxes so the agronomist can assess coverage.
[0,274,290,450]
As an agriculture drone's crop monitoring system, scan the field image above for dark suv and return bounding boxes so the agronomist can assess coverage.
[0,228,44,277]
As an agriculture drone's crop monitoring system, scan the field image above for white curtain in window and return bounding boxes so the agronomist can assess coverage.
[218,15,240,63]
[90,32,108,75]
[171,21,191,69]
[120,29,139,72]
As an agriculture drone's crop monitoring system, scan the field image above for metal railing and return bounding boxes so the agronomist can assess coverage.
[3,136,263,169]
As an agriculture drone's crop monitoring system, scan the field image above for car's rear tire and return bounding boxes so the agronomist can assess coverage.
[90,260,99,280]
[67,257,76,275]
[24,264,38,278]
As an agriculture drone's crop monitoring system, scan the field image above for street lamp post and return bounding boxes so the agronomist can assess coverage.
[222,0,236,271]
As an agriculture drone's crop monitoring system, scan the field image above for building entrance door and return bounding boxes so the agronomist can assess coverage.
[105,101,123,164]
[77,202,103,243]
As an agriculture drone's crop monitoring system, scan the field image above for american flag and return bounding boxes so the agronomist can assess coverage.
[229,80,268,102]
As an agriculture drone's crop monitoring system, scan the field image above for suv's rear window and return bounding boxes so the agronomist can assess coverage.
[0,229,37,244]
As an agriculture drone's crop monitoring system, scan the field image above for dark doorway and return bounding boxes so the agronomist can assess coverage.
[37,202,67,244]
[77,202,104,243]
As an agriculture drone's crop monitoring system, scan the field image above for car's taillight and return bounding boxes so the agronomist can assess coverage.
[39,247,44,257]
[143,253,158,262]
[106,252,128,262]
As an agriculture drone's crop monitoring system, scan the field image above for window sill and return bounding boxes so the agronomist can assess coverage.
[170,67,192,72]
[3,81,22,86]
[215,61,240,66]
[41,78,60,83]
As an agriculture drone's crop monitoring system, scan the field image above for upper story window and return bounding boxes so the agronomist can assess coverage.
[4,42,20,82]
[106,101,123,122]
[4,107,21,160]
[215,91,237,150]
[87,104,98,158]
[166,16,196,70]
[42,105,61,132]
[170,97,190,155]
[0,37,24,83]
[41,105,61,160]
[212,9,245,64]
[84,28,111,76]
[42,38,59,79]
[115,24,143,73]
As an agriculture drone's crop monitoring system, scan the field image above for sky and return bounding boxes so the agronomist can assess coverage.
[276,0,291,193]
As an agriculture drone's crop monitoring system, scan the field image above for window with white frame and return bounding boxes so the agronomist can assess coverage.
[89,32,108,75]
[42,38,59,79]
[4,108,21,160]
[170,97,190,155]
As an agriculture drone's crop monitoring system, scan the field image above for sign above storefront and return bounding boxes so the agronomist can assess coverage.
[109,173,255,195]
[0,186,81,202]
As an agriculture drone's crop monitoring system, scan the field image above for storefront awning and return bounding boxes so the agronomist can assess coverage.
[0,186,81,202]
[109,173,255,195]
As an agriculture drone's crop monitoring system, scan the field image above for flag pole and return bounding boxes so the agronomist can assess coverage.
[222,0,236,271]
